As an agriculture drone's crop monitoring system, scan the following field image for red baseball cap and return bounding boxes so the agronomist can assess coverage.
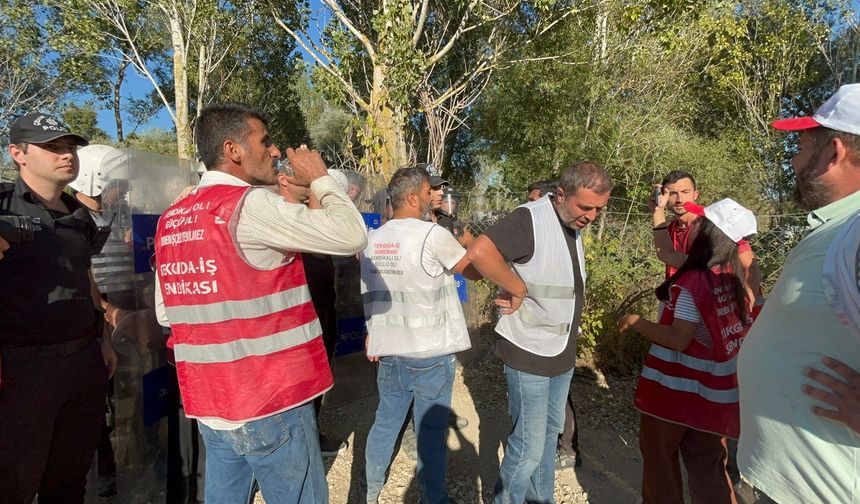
[772,83,860,135]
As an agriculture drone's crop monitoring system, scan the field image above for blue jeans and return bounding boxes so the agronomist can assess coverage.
[365,354,455,504]
[494,365,574,504]
[198,402,328,504]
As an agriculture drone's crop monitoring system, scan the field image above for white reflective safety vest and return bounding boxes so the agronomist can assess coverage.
[495,196,584,357]
[361,218,470,358]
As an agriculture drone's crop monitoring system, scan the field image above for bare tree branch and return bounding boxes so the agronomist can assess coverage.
[321,0,377,61]
[412,0,431,47]
[270,6,370,111]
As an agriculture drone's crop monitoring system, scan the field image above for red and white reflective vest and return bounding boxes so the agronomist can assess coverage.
[154,185,332,423]
[635,268,750,439]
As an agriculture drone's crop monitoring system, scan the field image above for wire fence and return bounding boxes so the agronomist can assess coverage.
[353,177,807,371]
[457,189,806,291]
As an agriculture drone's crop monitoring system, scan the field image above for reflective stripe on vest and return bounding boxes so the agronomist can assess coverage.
[165,286,312,325]
[634,269,746,438]
[367,309,464,329]
[173,318,322,364]
[525,282,576,300]
[640,365,739,403]
[361,218,471,357]
[517,305,571,335]
[647,344,738,377]
[362,283,458,305]
[494,196,578,356]
[154,184,333,422]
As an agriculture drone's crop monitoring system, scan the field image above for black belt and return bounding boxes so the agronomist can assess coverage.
[2,337,96,363]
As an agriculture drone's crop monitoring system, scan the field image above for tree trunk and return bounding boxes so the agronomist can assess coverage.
[365,67,410,179]
[113,60,128,143]
[169,15,192,160]
[197,43,207,119]
[584,2,609,135]
[422,92,446,170]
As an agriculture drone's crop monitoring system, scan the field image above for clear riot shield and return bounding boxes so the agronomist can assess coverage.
[91,148,197,504]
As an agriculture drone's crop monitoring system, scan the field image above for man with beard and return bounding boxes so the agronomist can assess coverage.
[526,177,583,469]
[467,161,612,504]
[361,166,481,504]
[737,83,860,503]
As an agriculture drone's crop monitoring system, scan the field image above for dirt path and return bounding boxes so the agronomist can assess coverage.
[255,338,645,504]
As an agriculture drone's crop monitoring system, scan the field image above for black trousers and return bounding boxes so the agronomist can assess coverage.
[0,341,107,504]
[558,393,579,453]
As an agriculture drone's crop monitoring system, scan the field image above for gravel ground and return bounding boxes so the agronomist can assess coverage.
[256,331,643,504]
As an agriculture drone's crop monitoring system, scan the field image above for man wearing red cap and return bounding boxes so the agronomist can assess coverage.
[737,83,860,503]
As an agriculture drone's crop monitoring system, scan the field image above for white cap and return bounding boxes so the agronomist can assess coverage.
[683,198,757,243]
[773,83,860,136]
[69,144,127,196]
[327,169,350,193]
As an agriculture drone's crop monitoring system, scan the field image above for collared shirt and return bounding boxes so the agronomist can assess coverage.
[738,189,860,504]
[155,170,367,326]
[0,177,99,346]
[154,170,367,430]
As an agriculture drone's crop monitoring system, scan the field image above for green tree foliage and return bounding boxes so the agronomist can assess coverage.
[48,0,169,143]
[291,70,359,166]
[124,128,179,157]
[216,8,309,150]
[61,103,109,144]
[692,0,840,209]
[466,0,849,371]
[273,0,579,177]
[0,0,73,134]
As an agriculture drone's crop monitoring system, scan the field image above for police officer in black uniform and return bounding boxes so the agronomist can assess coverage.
[0,113,117,504]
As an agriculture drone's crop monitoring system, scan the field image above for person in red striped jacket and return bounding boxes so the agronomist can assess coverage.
[154,102,367,504]
[618,198,758,504]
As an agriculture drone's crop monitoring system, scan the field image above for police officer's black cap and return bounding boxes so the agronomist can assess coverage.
[9,113,89,147]
[429,175,449,188]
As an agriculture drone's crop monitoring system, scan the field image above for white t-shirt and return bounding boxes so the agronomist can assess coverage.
[422,225,468,276]
[665,287,712,348]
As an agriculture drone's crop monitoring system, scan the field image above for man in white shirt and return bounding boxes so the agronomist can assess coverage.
[361,166,480,504]
[154,102,367,503]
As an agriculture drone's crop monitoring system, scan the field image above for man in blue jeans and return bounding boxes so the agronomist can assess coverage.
[361,166,481,504]
[155,103,368,504]
[468,162,612,503]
